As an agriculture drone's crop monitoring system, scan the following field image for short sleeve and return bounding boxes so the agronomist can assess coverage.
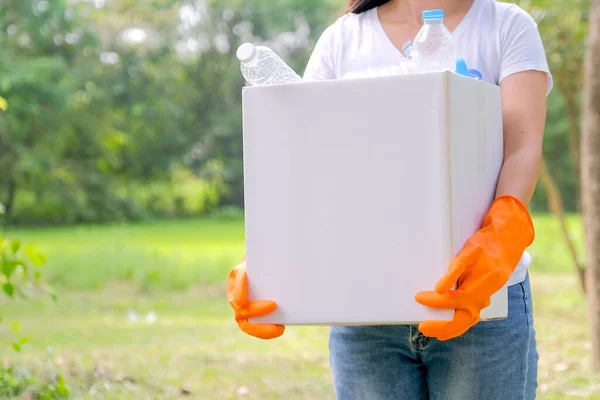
[303,24,337,81]
[499,6,553,95]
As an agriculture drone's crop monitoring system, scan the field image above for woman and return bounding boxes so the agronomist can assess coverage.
[227,0,552,398]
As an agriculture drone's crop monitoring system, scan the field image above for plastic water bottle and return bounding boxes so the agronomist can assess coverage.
[236,43,302,86]
[410,9,456,72]
[403,40,413,59]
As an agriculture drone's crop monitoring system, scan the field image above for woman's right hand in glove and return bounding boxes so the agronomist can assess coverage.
[227,255,285,339]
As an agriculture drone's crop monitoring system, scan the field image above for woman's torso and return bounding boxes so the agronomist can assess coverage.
[304,0,544,88]
[303,0,552,286]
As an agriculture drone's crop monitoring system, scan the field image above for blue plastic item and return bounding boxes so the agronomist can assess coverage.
[422,9,444,20]
[468,69,483,80]
[455,58,469,76]
[455,58,483,80]
[402,41,413,58]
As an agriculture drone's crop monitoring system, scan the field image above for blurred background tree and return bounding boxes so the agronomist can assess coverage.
[0,0,340,226]
[581,0,600,372]
[0,0,586,225]
[518,0,589,290]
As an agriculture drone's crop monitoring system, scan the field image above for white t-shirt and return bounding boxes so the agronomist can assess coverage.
[302,0,552,286]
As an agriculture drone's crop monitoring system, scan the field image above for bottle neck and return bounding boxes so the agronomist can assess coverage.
[423,19,444,25]
[242,53,259,67]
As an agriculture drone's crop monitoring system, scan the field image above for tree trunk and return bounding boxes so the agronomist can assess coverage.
[581,0,600,372]
[539,158,586,292]
[3,177,17,222]
[559,78,582,207]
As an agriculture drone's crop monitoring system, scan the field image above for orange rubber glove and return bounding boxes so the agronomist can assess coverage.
[227,255,285,340]
[415,195,534,341]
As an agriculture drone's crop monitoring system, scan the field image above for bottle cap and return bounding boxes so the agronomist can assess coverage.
[422,9,444,21]
[236,43,257,63]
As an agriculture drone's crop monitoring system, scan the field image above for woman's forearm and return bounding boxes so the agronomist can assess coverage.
[494,147,542,206]
[495,70,548,207]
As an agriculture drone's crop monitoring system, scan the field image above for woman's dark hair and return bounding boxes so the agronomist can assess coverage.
[346,0,391,14]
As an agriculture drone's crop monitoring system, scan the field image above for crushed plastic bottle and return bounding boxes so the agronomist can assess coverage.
[456,57,483,80]
[410,9,456,72]
[236,43,302,86]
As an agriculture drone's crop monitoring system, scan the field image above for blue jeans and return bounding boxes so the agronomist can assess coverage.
[329,274,538,400]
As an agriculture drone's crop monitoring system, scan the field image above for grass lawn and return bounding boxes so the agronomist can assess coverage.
[1,214,599,399]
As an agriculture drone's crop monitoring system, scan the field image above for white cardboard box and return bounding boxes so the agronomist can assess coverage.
[242,71,508,325]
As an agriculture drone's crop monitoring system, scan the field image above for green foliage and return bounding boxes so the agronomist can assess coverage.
[37,374,70,400]
[0,237,46,300]
[0,0,344,225]
[0,0,217,225]
[0,367,69,399]
[0,0,587,225]
[0,234,33,318]
[0,367,33,398]
[0,201,69,398]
